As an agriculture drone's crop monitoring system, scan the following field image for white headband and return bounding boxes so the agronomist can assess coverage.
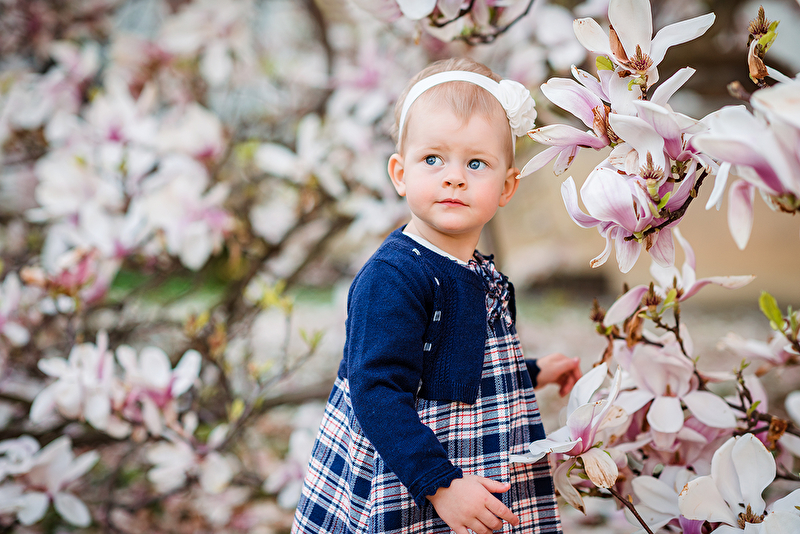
[398,70,537,142]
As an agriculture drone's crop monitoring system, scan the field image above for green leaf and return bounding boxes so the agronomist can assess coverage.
[229,398,245,422]
[657,191,672,211]
[596,56,614,71]
[759,291,783,330]
[747,399,761,417]
[662,288,677,309]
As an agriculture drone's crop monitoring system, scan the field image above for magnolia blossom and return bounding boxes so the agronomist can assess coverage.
[0,436,99,527]
[156,103,226,163]
[511,363,626,511]
[134,155,232,270]
[561,165,668,272]
[691,80,800,248]
[159,0,256,87]
[3,41,100,131]
[614,329,737,450]
[28,142,124,223]
[679,433,800,532]
[572,0,714,89]
[603,228,754,324]
[521,63,676,178]
[255,114,346,199]
[718,331,798,368]
[627,466,701,533]
[30,331,130,437]
[146,424,237,494]
[116,345,202,437]
[0,273,30,347]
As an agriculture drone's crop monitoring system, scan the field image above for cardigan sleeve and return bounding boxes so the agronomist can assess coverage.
[525,359,541,388]
[344,258,461,508]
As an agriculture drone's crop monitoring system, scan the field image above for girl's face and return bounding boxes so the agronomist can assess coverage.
[388,96,519,258]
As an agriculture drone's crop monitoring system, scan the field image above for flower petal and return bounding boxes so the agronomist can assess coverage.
[171,349,201,397]
[608,114,666,173]
[608,0,653,57]
[528,124,608,149]
[396,0,436,20]
[53,491,92,527]
[710,436,744,515]
[632,475,679,516]
[632,100,683,159]
[568,362,608,414]
[573,17,612,57]
[762,511,800,534]
[682,391,737,428]
[731,434,774,516]
[651,67,696,106]
[681,275,755,301]
[561,176,601,228]
[728,179,755,250]
[614,231,642,273]
[604,284,648,325]
[513,437,583,463]
[519,146,563,178]
[678,475,738,525]
[553,145,580,176]
[541,78,604,129]
[140,347,172,389]
[646,395,684,433]
[647,228,675,268]
[580,448,618,488]
[553,458,585,513]
[581,167,642,229]
[17,491,49,525]
[705,161,730,210]
[254,143,298,179]
[607,68,642,115]
[650,13,716,66]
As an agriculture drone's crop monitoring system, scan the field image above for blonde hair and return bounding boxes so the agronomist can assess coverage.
[393,58,515,167]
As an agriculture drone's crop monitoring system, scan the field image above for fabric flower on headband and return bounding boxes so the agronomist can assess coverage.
[496,79,538,137]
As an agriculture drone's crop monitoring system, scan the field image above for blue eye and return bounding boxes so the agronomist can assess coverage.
[425,155,443,166]
[468,159,486,170]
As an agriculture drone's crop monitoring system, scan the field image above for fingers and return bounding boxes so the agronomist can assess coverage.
[477,477,510,494]
[476,478,519,527]
[558,363,582,396]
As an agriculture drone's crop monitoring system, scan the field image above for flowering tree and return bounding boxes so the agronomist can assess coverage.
[0,0,798,532]
[510,0,800,532]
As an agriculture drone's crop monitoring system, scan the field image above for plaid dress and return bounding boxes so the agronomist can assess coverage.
[293,254,561,534]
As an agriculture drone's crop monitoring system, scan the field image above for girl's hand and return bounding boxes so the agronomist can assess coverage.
[427,475,519,534]
[535,353,582,397]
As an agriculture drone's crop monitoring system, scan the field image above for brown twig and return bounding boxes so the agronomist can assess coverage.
[608,486,655,534]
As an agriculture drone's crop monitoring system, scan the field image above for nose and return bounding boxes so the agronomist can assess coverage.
[443,168,466,189]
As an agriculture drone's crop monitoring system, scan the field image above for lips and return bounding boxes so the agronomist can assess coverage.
[438,198,466,206]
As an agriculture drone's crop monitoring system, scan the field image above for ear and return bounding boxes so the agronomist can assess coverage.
[498,166,520,207]
[388,153,407,197]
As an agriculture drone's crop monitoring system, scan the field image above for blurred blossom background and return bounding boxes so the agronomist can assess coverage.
[0,0,799,532]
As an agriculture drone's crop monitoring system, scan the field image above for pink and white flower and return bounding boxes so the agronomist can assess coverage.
[679,433,800,532]
[30,331,130,437]
[116,344,201,437]
[134,155,232,270]
[603,228,754,324]
[511,363,627,511]
[0,436,99,527]
[691,80,800,248]
[614,329,737,450]
[572,0,715,89]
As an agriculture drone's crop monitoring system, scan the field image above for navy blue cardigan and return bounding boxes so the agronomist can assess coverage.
[337,227,540,508]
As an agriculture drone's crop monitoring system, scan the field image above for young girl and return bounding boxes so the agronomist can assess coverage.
[293,58,582,534]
